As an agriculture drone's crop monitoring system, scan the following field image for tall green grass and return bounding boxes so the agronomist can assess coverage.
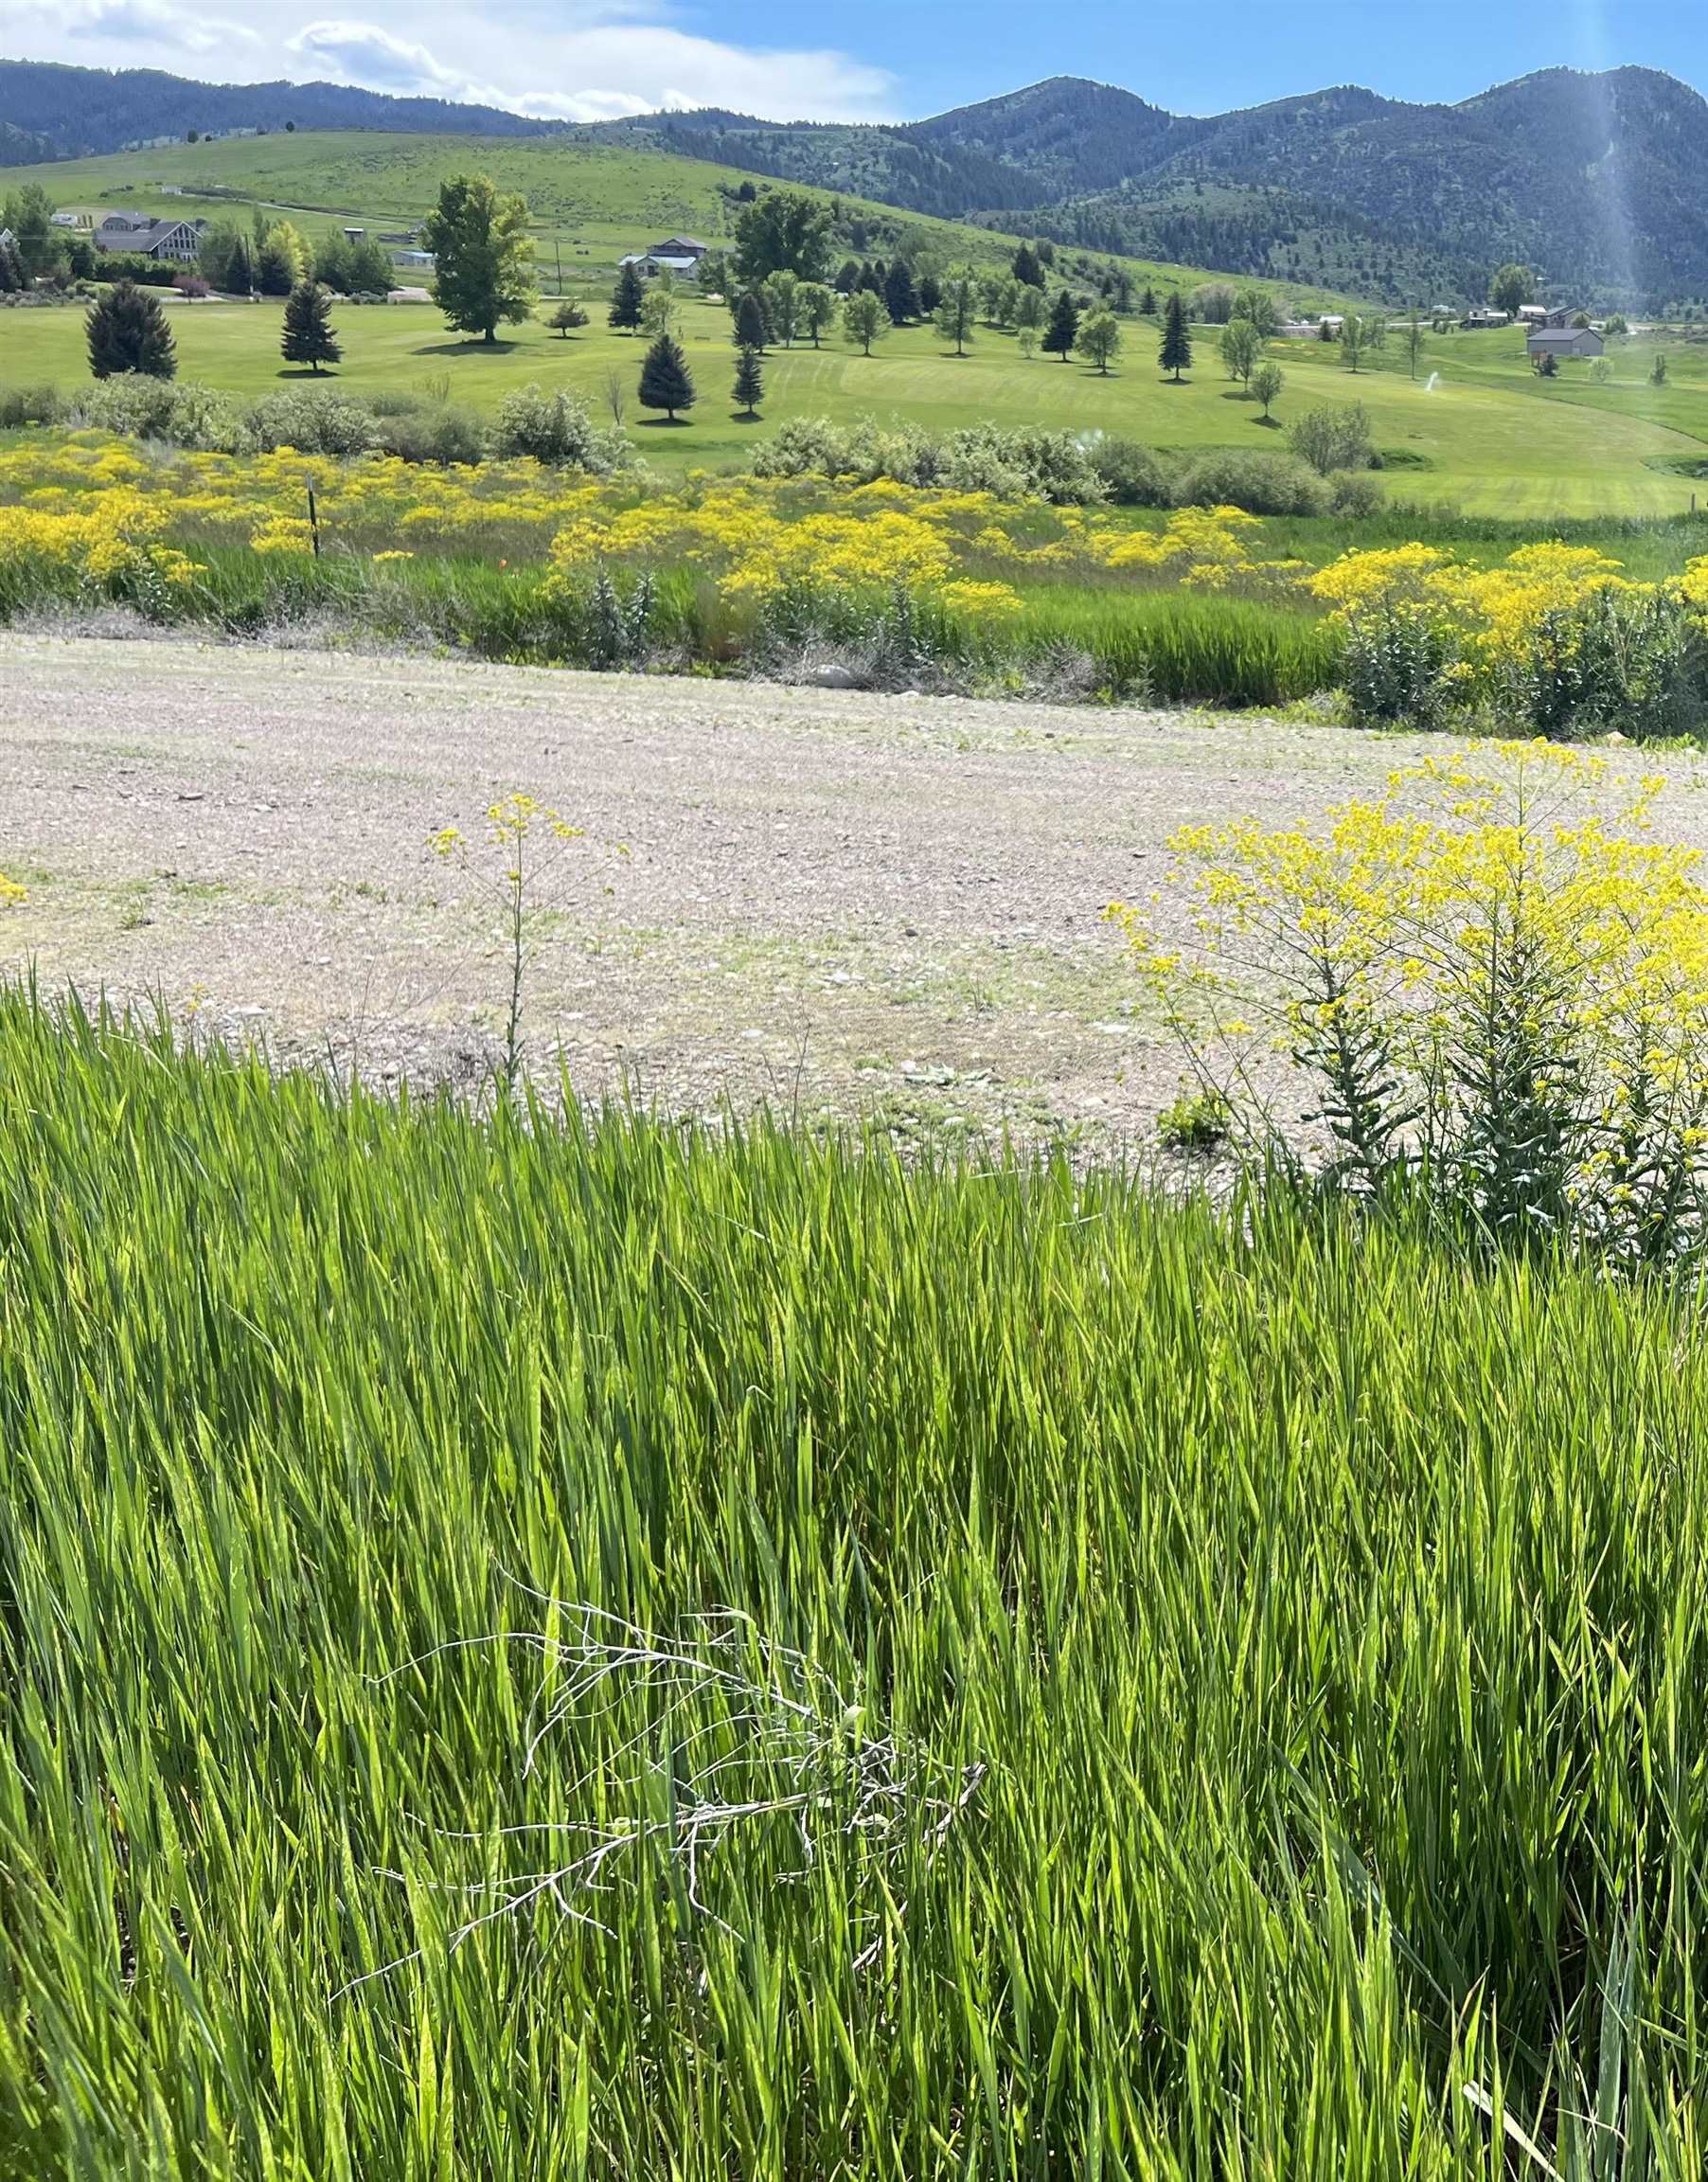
[5,989,1708,2175]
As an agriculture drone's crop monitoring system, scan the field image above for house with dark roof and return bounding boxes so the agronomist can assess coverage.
[1527,324,1604,361]
[93,214,206,262]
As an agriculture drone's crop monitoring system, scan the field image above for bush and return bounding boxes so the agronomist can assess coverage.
[1325,469,1383,518]
[75,377,248,452]
[1289,402,1375,477]
[1515,587,1708,742]
[751,414,1106,504]
[247,389,378,456]
[1342,604,1455,727]
[1177,450,1326,517]
[1089,437,1176,507]
[490,385,632,473]
[0,383,65,429]
[1115,743,1708,1267]
[371,404,488,466]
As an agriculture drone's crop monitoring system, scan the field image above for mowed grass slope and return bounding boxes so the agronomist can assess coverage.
[7,291,1708,512]
[6,993,1708,2173]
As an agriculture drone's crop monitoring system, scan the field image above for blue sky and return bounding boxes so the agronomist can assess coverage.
[5,0,1696,125]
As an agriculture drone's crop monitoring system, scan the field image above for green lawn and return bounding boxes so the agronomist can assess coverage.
[8,290,1708,515]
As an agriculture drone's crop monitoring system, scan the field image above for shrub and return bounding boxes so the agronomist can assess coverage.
[1325,469,1383,518]
[1157,1085,1232,1153]
[1088,437,1176,507]
[1112,742,1708,1266]
[490,385,631,473]
[75,377,246,451]
[374,404,488,466]
[0,382,65,429]
[247,389,377,456]
[1341,603,1455,727]
[1289,402,1374,477]
[752,414,1107,504]
[1515,587,1708,742]
[1177,450,1326,517]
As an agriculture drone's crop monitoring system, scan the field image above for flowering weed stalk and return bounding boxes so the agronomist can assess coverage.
[433,793,584,1098]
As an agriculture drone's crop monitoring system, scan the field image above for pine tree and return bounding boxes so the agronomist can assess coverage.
[1139,285,1158,316]
[734,289,769,353]
[1160,292,1193,382]
[882,259,917,325]
[733,344,763,419]
[609,260,646,333]
[280,279,342,373]
[1011,242,1044,289]
[639,332,696,421]
[1042,288,1079,363]
[86,279,176,381]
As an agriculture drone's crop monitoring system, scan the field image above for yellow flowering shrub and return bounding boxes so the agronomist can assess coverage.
[0,874,25,909]
[1110,742,1708,1262]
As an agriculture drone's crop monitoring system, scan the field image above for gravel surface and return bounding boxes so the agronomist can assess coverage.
[9,635,1708,1146]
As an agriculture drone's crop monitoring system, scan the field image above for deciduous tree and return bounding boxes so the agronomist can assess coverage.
[732,189,832,285]
[843,288,890,355]
[1078,308,1122,374]
[424,173,537,344]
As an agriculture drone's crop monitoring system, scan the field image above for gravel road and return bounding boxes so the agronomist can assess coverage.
[8,635,1706,1145]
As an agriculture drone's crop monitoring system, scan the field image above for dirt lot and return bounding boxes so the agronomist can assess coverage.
[8,636,1708,1146]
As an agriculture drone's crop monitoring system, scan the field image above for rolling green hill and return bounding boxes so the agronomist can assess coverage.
[0,129,1349,312]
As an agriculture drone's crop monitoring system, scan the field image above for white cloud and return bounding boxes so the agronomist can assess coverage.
[288,17,898,123]
[53,0,258,55]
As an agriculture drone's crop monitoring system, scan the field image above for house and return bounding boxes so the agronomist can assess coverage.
[1527,324,1605,361]
[94,214,206,261]
[1463,307,1510,329]
[618,236,707,280]
[392,249,435,270]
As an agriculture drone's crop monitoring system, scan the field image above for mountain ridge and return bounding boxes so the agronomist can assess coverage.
[3,57,1706,303]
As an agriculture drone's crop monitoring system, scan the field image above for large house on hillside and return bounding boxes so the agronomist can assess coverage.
[618,235,709,280]
[1528,323,1605,362]
[93,212,206,262]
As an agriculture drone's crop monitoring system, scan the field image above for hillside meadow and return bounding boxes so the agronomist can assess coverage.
[7,291,1708,513]
[0,129,1311,311]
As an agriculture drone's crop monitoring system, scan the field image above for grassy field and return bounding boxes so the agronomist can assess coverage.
[7,290,1708,514]
[0,130,1317,311]
[5,988,1708,2173]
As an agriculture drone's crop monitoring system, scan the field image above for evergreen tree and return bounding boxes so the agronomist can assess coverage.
[0,235,24,294]
[933,269,977,356]
[1139,285,1158,315]
[1011,242,1044,288]
[1160,292,1193,382]
[917,271,942,315]
[86,279,176,380]
[833,258,861,295]
[1042,288,1079,363]
[423,173,537,344]
[549,300,589,336]
[609,260,645,333]
[639,332,695,420]
[280,279,342,373]
[857,260,882,295]
[734,289,769,353]
[882,258,917,325]
[733,344,763,418]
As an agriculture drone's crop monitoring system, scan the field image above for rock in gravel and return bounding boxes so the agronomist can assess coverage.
[810,664,860,690]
